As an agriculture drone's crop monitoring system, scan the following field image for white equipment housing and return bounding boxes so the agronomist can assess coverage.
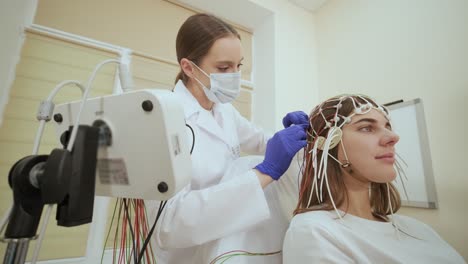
[53,89,192,201]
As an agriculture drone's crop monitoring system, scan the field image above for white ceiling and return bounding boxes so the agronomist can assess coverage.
[288,0,329,12]
[170,0,273,30]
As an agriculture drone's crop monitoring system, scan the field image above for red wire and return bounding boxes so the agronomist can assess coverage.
[112,198,156,264]
[120,201,127,264]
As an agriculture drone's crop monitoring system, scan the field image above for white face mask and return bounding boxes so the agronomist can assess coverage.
[191,62,241,104]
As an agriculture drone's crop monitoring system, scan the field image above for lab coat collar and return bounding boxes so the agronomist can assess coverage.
[173,80,230,145]
[173,80,200,119]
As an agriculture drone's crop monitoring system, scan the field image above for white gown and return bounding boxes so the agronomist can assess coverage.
[283,210,466,263]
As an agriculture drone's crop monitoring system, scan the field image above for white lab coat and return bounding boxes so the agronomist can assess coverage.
[205,155,302,264]
[152,80,285,264]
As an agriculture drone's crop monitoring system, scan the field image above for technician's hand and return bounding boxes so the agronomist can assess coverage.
[255,124,307,180]
[282,111,309,128]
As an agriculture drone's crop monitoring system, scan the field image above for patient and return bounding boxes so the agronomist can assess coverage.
[282,95,465,263]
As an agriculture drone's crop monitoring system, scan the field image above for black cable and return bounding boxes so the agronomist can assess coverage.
[136,200,167,264]
[383,99,404,107]
[123,198,138,264]
[185,123,195,154]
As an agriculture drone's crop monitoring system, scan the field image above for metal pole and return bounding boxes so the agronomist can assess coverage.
[3,239,31,264]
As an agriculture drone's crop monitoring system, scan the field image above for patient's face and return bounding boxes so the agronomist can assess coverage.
[338,109,399,184]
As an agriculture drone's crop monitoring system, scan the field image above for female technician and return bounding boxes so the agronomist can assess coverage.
[153,13,308,264]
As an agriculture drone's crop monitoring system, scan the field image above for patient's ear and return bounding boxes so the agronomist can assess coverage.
[341,163,353,174]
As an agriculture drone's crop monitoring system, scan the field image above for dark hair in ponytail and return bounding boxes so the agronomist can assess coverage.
[175,13,240,84]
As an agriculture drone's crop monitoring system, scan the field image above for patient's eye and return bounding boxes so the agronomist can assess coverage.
[359,125,373,132]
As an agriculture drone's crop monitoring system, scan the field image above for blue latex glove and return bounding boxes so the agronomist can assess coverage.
[255,124,307,180]
[282,111,309,128]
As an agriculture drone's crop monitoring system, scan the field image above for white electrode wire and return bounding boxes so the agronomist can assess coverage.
[319,128,340,201]
[32,81,85,155]
[295,151,305,193]
[32,63,118,263]
[312,146,319,201]
[306,140,320,208]
[34,60,121,262]
[30,59,119,261]
[46,80,85,101]
[339,137,350,164]
[326,153,342,165]
[32,120,47,155]
[393,153,409,201]
[395,153,408,180]
[394,158,409,200]
[66,59,120,152]
[321,132,343,222]
[30,81,85,264]
[386,183,401,240]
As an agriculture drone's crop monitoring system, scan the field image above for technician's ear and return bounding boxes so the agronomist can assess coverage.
[180,58,195,78]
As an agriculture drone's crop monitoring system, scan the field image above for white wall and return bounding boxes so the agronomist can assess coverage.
[250,0,319,130]
[0,0,37,126]
[315,0,468,259]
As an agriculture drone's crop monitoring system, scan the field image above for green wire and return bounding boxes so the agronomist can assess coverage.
[213,251,282,264]
[113,199,122,260]
[100,199,119,263]
[219,253,246,264]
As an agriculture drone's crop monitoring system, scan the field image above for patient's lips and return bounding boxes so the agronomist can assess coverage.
[375,152,395,164]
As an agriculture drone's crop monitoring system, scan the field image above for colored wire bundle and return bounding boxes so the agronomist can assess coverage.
[101,198,166,264]
[209,250,281,264]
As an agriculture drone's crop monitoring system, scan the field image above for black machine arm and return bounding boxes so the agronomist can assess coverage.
[2,125,99,263]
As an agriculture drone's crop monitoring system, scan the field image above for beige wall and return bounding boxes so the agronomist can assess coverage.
[315,0,468,259]
[33,0,253,82]
[33,0,254,117]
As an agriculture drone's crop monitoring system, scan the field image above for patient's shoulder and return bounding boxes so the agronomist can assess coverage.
[286,210,345,243]
[290,210,339,230]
